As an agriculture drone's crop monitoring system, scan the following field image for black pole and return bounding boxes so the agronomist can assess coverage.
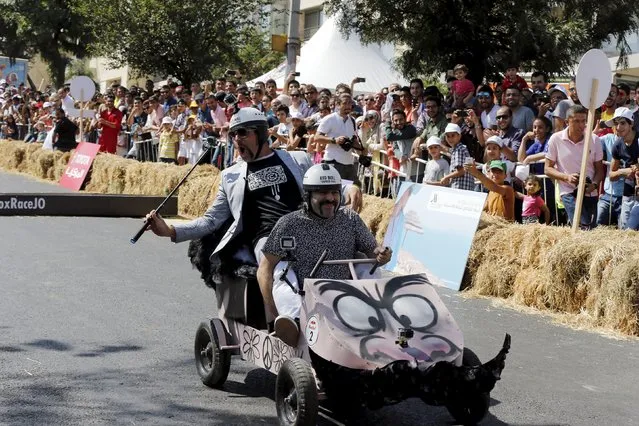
[130,137,218,244]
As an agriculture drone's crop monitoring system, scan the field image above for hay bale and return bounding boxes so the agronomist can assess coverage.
[598,253,639,334]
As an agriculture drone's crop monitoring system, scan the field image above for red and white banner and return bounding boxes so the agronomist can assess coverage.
[59,142,100,191]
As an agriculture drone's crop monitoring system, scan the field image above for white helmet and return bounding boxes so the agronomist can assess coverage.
[229,107,269,160]
[229,107,268,132]
[303,164,342,192]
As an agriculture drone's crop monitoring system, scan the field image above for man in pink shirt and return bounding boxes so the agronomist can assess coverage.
[545,104,605,229]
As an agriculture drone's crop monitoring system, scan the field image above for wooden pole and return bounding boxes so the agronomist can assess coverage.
[571,78,599,233]
[79,89,84,143]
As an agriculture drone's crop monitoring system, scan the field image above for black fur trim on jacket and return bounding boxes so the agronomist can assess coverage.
[186,219,258,290]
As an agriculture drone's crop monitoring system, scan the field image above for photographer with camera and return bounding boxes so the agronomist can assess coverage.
[314,93,364,186]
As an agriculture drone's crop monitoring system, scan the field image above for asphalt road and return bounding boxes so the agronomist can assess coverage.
[1,171,639,425]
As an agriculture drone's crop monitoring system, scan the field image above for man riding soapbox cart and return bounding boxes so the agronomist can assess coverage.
[189,235,511,426]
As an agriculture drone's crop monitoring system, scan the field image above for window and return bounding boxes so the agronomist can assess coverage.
[303,9,323,40]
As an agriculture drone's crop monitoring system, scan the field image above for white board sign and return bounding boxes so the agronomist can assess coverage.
[575,49,612,107]
[383,183,486,291]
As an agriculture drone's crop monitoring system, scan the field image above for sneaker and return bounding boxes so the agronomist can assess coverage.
[275,315,299,347]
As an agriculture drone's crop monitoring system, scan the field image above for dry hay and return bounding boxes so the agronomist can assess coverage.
[178,172,221,218]
[359,195,393,242]
[466,220,639,336]
[0,140,25,171]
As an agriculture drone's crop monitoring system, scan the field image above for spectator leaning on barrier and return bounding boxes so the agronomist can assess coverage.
[545,104,604,229]
[314,93,361,184]
[596,108,627,227]
[606,107,639,229]
[52,108,78,152]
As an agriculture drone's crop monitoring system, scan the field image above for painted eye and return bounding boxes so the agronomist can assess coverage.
[334,295,384,333]
[390,295,436,331]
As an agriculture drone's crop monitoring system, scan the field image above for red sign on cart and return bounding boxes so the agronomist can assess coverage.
[59,142,100,191]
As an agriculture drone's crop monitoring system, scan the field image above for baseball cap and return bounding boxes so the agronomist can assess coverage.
[444,123,461,134]
[193,93,204,102]
[489,160,507,173]
[42,101,52,108]
[290,111,305,120]
[161,117,174,125]
[548,85,568,98]
[605,106,634,127]
[485,135,504,148]
[189,100,198,108]
[425,136,442,148]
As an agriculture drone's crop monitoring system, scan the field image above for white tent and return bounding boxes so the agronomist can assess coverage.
[247,16,408,93]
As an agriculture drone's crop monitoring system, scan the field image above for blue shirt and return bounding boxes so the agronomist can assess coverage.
[601,134,624,197]
[526,137,550,174]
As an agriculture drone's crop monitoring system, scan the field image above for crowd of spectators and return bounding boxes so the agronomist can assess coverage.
[2,64,639,230]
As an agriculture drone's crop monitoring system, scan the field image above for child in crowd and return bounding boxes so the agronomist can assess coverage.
[517,174,551,224]
[501,65,529,92]
[421,136,449,185]
[464,159,515,221]
[158,117,179,164]
[24,121,47,143]
[451,64,475,109]
[304,117,324,164]
[440,123,475,190]
[482,135,515,185]
[179,115,202,165]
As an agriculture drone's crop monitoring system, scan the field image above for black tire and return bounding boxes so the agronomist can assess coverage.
[275,358,318,426]
[194,320,230,388]
[446,347,490,425]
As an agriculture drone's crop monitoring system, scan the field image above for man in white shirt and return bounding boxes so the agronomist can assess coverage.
[314,93,361,184]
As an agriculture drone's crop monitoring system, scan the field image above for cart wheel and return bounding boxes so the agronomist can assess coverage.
[446,347,490,425]
[194,320,230,388]
[275,358,318,426]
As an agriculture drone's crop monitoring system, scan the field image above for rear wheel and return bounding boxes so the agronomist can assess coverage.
[194,320,230,388]
[275,358,318,426]
[446,348,490,425]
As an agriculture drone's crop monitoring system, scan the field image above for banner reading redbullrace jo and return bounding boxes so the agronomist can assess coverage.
[0,57,28,86]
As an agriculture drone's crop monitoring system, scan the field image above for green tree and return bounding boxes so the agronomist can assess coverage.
[325,0,639,84]
[0,0,92,88]
[75,0,271,86]
[211,27,285,81]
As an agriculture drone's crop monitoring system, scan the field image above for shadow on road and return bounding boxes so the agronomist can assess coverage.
[75,344,144,357]
[24,339,73,351]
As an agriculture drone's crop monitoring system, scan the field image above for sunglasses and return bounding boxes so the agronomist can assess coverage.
[228,127,254,139]
[477,92,491,98]
[496,115,510,120]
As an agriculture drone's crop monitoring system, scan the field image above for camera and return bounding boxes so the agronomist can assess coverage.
[454,109,468,118]
[340,137,354,151]
[223,93,237,105]
[571,176,592,198]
